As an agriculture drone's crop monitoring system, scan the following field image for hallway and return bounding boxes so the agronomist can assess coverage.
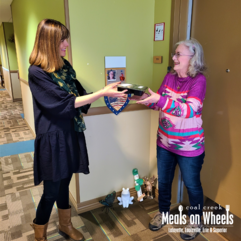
[0,88,228,241]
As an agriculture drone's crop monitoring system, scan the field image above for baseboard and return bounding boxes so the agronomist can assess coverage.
[76,187,137,214]
[74,187,160,214]
[13,98,22,102]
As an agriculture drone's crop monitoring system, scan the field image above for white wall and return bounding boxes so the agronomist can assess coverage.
[149,110,159,179]
[20,81,155,203]
[79,110,151,202]
[2,68,21,100]
[69,174,77,202]
[19,83,154,203]
[11,72,21,99]
[20,81,35,132]
[2,67,12,99]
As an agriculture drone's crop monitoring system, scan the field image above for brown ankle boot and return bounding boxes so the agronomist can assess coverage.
[58,205,84,241]
[30,219,48,241]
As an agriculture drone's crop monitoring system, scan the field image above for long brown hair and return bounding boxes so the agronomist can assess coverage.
[29,19,70,73]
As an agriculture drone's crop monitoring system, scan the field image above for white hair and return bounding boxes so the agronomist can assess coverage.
[173,38,207,77]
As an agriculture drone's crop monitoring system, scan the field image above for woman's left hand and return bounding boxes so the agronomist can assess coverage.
[136,88,160,105]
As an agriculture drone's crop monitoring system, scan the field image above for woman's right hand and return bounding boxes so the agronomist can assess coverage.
[75,82,127,108]
[102,82,127,97]
[128,93,150,102]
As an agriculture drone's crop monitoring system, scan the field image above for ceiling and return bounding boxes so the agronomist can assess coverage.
[0,0,13,26]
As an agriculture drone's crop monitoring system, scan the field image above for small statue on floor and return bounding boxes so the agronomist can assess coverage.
[143,176,157,199]
[137,193,145,202]
[132,168,144,202]
[117,188,134,208]
[99,191,116,212]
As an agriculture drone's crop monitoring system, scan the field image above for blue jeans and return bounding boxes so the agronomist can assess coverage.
[157,146,204,219]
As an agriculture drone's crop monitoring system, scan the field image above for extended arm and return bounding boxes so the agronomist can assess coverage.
[137,76,206,118]
[74,82,127,108]
[29,66,127,119]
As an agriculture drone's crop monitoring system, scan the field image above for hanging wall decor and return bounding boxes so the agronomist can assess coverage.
[154,22,165,41]
[104,56,131,115]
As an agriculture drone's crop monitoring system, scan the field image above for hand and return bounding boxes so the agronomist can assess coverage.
[102,82,127,97]
[136,88,160,105]
[128,93,150,101]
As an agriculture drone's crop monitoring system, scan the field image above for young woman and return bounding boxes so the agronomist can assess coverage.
[29,19,126,241]
[131,39,207,240]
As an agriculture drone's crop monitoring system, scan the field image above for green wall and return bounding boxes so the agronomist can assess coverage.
[11,0,172,107]
[69,0,172,107]
[152,0,172,91]
[3,22,18,70]
[69,0,155,107]
[0,24,9,69]
[11,0,66,81]
[0,23,18,70]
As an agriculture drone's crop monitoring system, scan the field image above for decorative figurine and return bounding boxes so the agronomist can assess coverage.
[143,176,157,199]
[99,191,116,212]
[137,193,146,202]
[132,168,144,202]
[117,188,134,208]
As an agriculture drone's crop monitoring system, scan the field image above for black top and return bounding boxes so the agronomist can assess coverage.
[29,65,90,185]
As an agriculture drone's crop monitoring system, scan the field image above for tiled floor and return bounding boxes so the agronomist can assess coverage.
[0,88,228,241]
[0,90,33,145]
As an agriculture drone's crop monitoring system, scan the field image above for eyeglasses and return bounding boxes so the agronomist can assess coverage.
[171,53,194,59]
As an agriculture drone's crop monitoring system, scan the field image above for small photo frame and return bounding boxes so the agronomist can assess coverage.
[154,22,165,41]
[105,68,126,86]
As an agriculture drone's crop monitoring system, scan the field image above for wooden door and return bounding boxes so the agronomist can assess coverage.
[191,0,241,218]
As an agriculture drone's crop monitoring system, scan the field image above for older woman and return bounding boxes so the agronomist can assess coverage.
[132,39,206,240]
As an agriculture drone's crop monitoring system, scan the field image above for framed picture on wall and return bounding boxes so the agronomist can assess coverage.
[105,68,126,86]
[154,22,165,41]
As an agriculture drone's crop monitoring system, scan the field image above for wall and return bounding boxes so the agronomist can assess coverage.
[69,0,155,108]
[3,22,18,71]
[11,72,21,99]
[0,55,1,82]
[2,68,12,98]
[0,24,9,70]
[11,0,66,130]
[80,110,151,202]
[152,0,172,90]
[0,22,21,100]
[68,0,155,202]
[0,23,12,97]
[4,22,21,99]
[69,173,77,202]
[20,81,35,130]
[11,0,66,81]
